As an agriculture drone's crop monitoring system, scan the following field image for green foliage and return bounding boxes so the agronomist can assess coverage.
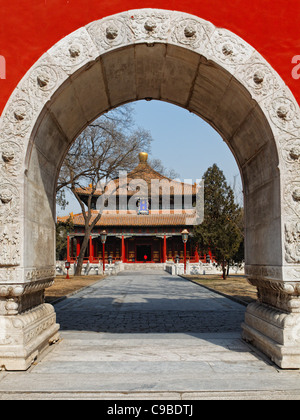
[193,164,244,266]
[56,217,74,261]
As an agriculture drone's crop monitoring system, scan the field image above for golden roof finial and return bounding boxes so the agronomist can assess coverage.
[139,152,148,163]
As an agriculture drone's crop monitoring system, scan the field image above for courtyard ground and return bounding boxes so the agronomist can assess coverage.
[45,275,105,303]
[182,274,257,306]
[45,272,256,306]
[2,270,299,400]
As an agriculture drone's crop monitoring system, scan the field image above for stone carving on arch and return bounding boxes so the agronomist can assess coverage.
[0,8,299,369]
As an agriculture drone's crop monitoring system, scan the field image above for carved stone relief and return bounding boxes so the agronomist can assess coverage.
[170,16,214,55]
[285,222,300,264]
[0,182,20,223]
[237,59,283,102]
[130,10,171,42]
[0,267,19,283]
[0,179,21,268]
[283,180,300,219]
[27,63,61,101]
[87,16,130,53]
[1,96,34,139]
[266,91,300,136]
[48,27,99,74]
[282,138,300,164]
[208,28,254,71]
[0,140,23,177]
[0,224,20,266]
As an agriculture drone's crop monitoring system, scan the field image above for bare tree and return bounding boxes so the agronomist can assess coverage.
[57,105,153,275]
[148,157,180,180]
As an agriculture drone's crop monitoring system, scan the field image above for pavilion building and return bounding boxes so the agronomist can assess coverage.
[58,152,213,264]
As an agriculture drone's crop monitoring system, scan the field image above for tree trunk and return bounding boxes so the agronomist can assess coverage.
[74,229,91,276]
[222,259,226,280]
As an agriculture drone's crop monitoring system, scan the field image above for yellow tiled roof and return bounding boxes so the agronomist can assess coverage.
[76,158,198,197]
[59,153,198,227]
[57,210,195,227]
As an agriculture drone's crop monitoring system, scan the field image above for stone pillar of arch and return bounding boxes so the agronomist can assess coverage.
[0,9,299,370]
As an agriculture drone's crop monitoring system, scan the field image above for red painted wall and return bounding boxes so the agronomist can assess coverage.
[0,0,299,114]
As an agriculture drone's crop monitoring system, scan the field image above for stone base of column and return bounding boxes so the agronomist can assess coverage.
[242,302,300,369]
[0,303,60,371]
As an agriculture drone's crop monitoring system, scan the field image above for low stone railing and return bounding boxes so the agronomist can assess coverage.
[164,261,245,276]
[56,261,125,276]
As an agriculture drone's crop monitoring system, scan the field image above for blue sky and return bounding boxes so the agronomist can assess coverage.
[57,100,243,216]
[133,100,241,184]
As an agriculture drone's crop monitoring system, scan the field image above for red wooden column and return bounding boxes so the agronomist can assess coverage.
[163,235,167,263]
[195,246,200,263]
[121,235,125,262]
[67,235,70,262]
[76,238,81,258]
[89,235,93,263]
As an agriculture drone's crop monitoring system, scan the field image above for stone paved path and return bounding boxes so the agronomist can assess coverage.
[57,271,244,333]
[0,270,299,400]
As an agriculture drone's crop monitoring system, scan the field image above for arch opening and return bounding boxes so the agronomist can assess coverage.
[0,9,299,370]
[28,42,280,276]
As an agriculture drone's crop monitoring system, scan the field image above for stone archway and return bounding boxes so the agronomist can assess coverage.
[0,9,299,370]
